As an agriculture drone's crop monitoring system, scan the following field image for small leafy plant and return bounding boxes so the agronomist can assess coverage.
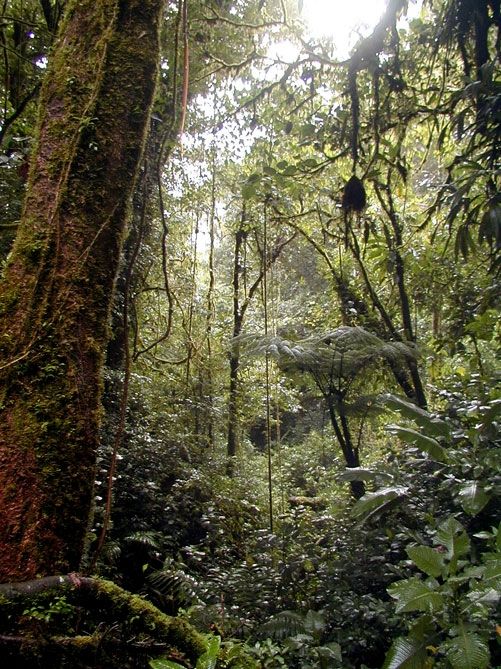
[256,609,342,668]
[150,634,221,669]
[383,517,500,668]
[22,594,75,624]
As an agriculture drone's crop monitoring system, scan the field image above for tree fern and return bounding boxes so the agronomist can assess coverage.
[237,326,415,382]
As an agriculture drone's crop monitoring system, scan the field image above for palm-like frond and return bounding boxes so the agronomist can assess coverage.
[237,326,415,382]
[123,531,161,550]
[257,610,306,640]
[147,565,200,609]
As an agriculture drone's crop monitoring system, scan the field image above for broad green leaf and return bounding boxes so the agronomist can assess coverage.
[407,545,446,578]
[464,309,499,341]
[386,425,447,461]
[381,394,450,437]
[340,467,392,482]
[382,636,429,669]
[351,486,408,519]
[198,635,221,669]
[304,609,326,635]
[482,559,501,590]
[388,576,444,613]
[435,518,469,561]
[458,482,490,516]
[445,628,490,669]
[242,181,259,200]
[316,641,342,662]
[299,122,316,138]
[465,587,499,608]
[301,157,319,168]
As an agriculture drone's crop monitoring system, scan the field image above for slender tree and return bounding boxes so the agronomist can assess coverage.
[0,0,165,581]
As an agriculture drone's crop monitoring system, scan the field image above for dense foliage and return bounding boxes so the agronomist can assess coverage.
[0,0,499,667]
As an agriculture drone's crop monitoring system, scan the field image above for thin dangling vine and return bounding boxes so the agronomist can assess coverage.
[263,198,273,533]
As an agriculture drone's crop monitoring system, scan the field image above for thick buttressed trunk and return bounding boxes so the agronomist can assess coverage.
[0,0,164,581]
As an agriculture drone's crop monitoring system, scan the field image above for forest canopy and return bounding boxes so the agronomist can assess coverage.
[0,0,499,668]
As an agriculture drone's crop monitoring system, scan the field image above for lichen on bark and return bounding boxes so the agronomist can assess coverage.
[0,0,166,580]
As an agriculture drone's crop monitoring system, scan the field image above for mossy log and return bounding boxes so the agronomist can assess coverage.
[0,575,205,668]
[0,0,165,579]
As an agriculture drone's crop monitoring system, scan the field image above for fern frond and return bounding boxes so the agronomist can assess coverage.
[101,540,121,564]
[236,327,415,382]
[257,610,305,640]
[147,567,200,608]
[124,531,161,550]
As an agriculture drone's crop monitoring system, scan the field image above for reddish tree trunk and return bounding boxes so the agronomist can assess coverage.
[0,0,165,581]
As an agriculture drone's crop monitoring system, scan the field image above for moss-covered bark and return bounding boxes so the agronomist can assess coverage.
[0,0,165,580]
[0,576,205,667]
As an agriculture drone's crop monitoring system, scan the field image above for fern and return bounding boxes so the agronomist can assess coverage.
[124,531,161,550]
[147,566,200,609]
[257,610,305,640]
[237,326,415,382]
[101,540,122,565]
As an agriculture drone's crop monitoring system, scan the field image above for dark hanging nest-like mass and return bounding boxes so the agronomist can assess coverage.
[342,175,367,214]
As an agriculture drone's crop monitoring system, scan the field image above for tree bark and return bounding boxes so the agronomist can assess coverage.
[326,395,365,499]
[0,0,164,581]
[227,227,246,469]
[0,575,205,665]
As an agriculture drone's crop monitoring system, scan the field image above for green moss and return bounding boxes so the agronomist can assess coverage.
[0,0,164,581]
[93,579,206,659]
[0,288,19,318]
[0,578,205,667]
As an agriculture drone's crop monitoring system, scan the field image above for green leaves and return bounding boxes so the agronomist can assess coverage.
[150,635,221,669]
[406,545,445,579]
[241,172,262,200]
[381,394,450,438]
[351,486,408,519]
[382,393,451,461]
[435,517,470,563]
[382,636,429,669]
[457,481,490,516]
[198,635,221,669]
[478,203,501,250]
[388,576,444,614]
[386,424,448,462]
[384,513,499,669]
[444,627,490,669]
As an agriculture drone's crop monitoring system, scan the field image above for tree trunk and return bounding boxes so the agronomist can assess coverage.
[0,0,164,581]
[326,395,365,499]
[227,227,246,472]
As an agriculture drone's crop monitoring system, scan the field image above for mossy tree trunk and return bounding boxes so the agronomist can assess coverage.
[0,0,165,581]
